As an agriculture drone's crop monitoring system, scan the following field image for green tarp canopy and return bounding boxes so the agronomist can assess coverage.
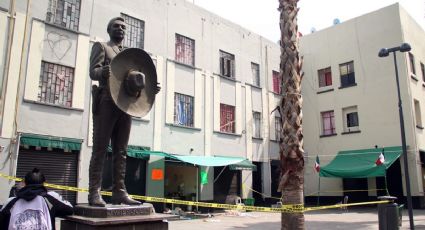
[20,133,82,151]
[319,146,402,178]
[132,150,256,170]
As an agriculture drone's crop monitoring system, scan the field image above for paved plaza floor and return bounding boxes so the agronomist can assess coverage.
[168,208,425,230]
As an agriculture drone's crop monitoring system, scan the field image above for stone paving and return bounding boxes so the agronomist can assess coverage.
[167,208,425,230]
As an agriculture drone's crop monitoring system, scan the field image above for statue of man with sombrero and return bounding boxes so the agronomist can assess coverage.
[88,17,160,207]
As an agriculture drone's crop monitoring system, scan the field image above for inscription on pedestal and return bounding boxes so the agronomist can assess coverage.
[74,204,152,218]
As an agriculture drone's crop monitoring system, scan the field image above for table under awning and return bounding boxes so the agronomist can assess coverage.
[129,150,256,170]
[319,146,402,178]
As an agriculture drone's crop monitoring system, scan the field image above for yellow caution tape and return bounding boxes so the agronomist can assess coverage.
[0,173,388,213]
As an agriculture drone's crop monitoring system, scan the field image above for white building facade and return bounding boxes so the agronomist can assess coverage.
[301,4,425,207]
[0,0,284,208]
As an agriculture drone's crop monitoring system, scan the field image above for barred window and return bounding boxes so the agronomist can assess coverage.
[46,0,81,31]
[175,34,195,66]
[174,93,194,127]
[275,116,281,141]
[220,104,235,133]
[38,61,74,107]
[121,14,145,49]
[253,111,261,138]
[251,62,260,87]
[219,50,235,79]
[272,70,281,94]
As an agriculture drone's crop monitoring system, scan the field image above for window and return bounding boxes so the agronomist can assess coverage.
[38,61,74,107]
[321,111,335,135]
[219,50,235,79]
[342,106,359,132]
[175,34,195,66]
[220,104,235,133]
[251,62,260,87]
[275,116,282,141]
[339,61,355,87]
[414,99,422,128]
[420,62,425,82]
[408,53,416,75]
[46,0,81,30]
[121,14,145,49]
[174,93,194,127]
[253,111,261,138]
[272,70,281,94]
[318,67,332,87]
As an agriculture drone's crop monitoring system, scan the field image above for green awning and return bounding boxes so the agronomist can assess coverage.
[20,133,82,151]
[229,159,257,171]
[134,150,255,170]
[108,145,150,160]
[319,146,402,178]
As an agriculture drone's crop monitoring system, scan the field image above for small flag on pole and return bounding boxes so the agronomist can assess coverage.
[314,155,320,172]
[375,152,385,166]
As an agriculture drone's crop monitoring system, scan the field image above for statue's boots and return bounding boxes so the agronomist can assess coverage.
[88,158,106,207]
[111,151,141,205]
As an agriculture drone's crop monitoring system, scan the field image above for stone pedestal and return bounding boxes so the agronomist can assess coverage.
[61,204,175,230]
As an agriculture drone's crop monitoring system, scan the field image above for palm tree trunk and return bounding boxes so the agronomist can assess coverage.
[278,0,305,229]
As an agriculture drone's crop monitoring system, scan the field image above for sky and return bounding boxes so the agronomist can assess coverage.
[188,0,424,42]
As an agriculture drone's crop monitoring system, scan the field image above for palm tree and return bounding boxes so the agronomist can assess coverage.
[277,0,305,229]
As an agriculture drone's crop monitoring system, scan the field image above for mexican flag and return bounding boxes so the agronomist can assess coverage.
[375,152,385,166]
[314,155,320,172]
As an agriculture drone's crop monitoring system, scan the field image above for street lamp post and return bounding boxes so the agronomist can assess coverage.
[378,43,414,230]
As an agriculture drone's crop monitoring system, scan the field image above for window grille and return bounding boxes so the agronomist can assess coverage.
[252,112,261,138]
[251,63,260,87]
[175,34,195,66]
[174,93,194,127]
[219,50,235,79]
[121,13,145,49]
[38,61,74,107]
[220,104,235,133]
[346,112,359,127]
[46,0,81,31]
[275,116,282,140]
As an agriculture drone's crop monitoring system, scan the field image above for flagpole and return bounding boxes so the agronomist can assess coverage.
[317,176,320,206]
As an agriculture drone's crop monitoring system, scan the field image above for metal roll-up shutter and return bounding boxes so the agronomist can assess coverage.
[16,148,79,204]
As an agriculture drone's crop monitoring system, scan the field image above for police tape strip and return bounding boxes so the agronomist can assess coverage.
[0,173,388,213]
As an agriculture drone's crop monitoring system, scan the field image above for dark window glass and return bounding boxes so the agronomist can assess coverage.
[219,50,235,79]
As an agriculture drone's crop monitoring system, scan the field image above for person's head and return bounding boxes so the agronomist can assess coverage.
[107,17,126,43]
[24,168,46,185]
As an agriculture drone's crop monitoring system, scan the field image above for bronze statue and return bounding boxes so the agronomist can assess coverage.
[88,17,159,207]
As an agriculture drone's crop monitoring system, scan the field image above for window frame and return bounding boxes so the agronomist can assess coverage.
[272,70,281,94]
[408,52,416,75]
[420,62,425,82]
[38,61,74,107]
[175,33,195,66]
[251,62,260,87]
[252,111,262,138]
[174,93,194,127]
[46,0,81,31]
[321,110,336,136]
[318,67,332,88]
[121,13,145,49]
[219,50,235,79]
[414,99,423,128]
[220,103,235,133]
[339,61,356,88]
[274,116,282,141]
